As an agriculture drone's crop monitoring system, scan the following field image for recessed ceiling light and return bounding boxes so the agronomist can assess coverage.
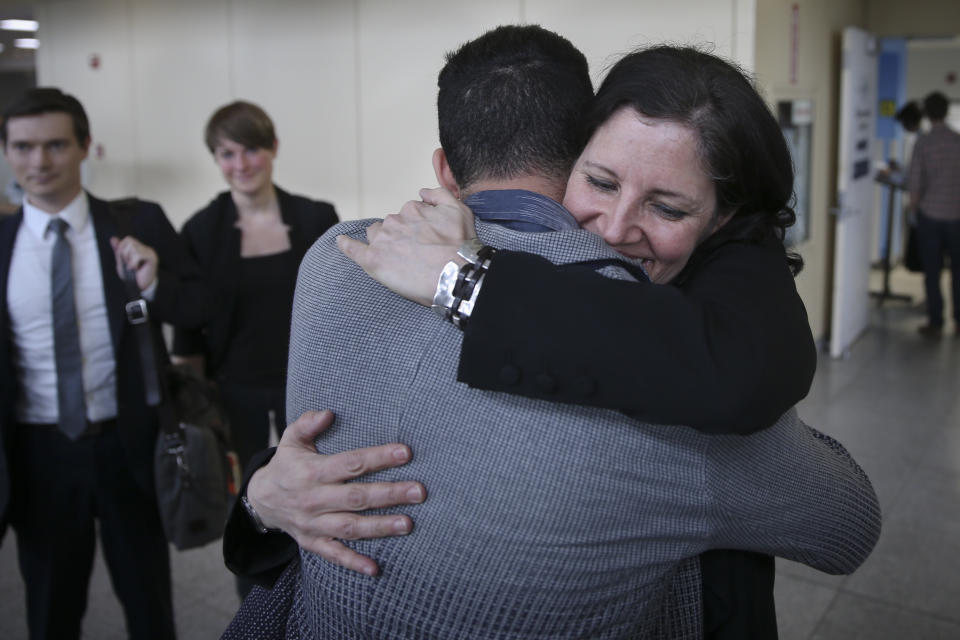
[1,20,39,32]
[14,38,39,50]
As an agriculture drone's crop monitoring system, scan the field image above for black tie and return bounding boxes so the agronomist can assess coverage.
[49,218,87,439]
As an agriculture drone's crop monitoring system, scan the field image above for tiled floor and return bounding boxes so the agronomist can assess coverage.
[1,266,959,639]
[774,267,960,639]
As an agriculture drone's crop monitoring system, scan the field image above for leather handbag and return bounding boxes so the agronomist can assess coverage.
[111,199,240,550]
[152,365,240,550]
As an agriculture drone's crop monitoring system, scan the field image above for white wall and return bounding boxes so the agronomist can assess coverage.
[31,0,755,228]
[906,40,960,103]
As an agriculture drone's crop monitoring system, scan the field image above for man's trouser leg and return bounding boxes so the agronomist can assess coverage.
[944,219,960,327]
[11,423,176,640]
[917,212,945,327]
[94,426,176,640]
[12,424,98,640]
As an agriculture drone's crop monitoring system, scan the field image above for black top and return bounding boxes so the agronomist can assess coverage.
[218,250,298,386]
[172,187,339,377]
[458,235,817,435]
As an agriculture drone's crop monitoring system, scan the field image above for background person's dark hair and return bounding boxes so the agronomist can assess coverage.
[437,25,592,190]
[583,45,803,280]
[923,91,949,121]
[0,87,90,147]
[204,100,277,153]
[894,101,922,130]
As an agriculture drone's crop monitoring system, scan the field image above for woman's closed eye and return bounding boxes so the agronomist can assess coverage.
[652,202,688,221]
[585,174,617,193]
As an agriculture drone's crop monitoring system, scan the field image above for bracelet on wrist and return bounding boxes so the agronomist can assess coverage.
[430,239,496,329]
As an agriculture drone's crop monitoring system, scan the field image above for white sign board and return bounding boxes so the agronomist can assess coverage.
[830,27,878,358]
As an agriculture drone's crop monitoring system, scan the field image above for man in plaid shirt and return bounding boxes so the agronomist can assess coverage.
[908,91,960,336]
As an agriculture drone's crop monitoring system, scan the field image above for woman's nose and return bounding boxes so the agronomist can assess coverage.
[599,207,643,246]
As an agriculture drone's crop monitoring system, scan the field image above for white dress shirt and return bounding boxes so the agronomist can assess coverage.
[8,191,117,424]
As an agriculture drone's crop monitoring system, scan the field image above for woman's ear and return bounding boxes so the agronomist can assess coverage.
[714,209,735,232]
[432,148,460,198]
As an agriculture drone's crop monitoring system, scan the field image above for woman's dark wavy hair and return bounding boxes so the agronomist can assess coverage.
[582,45,803,281]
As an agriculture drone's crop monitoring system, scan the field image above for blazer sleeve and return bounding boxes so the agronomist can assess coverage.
[705,413,881,575]
[458,240,817,435]
[222,447,299,587]
[134,201,209,330]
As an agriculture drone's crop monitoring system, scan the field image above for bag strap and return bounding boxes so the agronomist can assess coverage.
[107,199,168,419]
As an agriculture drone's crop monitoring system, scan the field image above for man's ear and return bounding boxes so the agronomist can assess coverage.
[432,148,460,198]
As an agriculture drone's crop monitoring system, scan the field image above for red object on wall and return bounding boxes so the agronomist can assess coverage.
[95,143,105,159]
[88,54,100,70]
[947,71,957,85]
[790,4,799,85]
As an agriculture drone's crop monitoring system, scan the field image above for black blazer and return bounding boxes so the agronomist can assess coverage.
[458,236,818,435]
[172,187,338,375]
[0,194,207,540]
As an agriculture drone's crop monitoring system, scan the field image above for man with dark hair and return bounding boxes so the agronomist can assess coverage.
[435,24,592,188]
[223,26,878,639]
[223,25,593,586]
[908,91,960,337]
[0,87,206,639]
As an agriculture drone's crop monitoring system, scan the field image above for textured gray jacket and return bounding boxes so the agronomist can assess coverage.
[283,218,881,639]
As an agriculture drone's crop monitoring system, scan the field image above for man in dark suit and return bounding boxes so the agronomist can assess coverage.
[0,87,206,639]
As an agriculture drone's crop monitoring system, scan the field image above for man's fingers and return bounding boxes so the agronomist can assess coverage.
[304,512,413,541]
[306,537,381,577]
[282,410,336,448]
[296,480,424,522]
[310,480,425,514]
[317,443,414,482]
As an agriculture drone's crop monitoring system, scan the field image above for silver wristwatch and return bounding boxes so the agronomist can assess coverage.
[241,494,280,534]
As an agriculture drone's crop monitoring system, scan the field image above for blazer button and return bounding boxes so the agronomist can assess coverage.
[572,375,596,397]
[535,373,557,393]
[499,364,521,385]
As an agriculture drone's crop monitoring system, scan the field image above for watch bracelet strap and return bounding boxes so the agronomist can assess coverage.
[241,494,281,534]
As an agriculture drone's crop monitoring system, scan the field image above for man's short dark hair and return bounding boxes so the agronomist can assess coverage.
[923,91,949,121]
[437,25,592,190]
[0,87,90,147]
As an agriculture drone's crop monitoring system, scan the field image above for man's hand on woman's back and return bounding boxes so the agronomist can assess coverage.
[247,410,426,576]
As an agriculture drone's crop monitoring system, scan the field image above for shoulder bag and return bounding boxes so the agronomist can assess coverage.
[111,198,240,550]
